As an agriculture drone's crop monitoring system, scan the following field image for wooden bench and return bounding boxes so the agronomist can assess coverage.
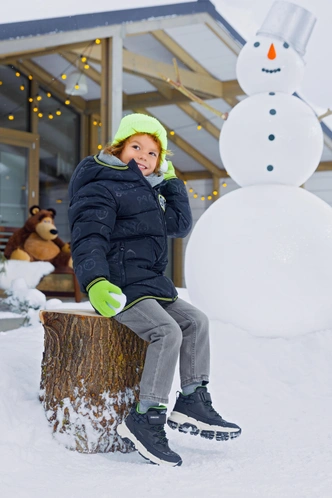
[0,225,81,302]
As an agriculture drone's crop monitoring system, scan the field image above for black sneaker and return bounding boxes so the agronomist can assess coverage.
[117,404,182,467]
[167,386,241,441]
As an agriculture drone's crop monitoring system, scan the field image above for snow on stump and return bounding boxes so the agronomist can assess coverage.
[39,309,147,453]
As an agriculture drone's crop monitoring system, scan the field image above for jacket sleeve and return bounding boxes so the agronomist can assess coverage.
[68,181,117,292]
[159,178,192,238]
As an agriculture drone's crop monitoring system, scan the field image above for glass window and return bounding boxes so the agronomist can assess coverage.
[0,65,29,132]
[0,143,28,226]
[38,88,80,241]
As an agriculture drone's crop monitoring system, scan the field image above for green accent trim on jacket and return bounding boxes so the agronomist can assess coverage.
[94,155,129,169]
[86,277,107,292]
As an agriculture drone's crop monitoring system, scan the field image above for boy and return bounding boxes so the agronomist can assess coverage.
[68,113,241,467]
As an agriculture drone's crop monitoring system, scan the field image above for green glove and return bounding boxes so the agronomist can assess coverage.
[88,278,123,317]
[163,161,177,181]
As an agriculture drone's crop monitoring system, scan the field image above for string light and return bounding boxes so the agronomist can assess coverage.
[1,40,95,123]
[184,184,229,202]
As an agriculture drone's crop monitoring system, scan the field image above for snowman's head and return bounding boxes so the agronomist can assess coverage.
[236,35,305,96]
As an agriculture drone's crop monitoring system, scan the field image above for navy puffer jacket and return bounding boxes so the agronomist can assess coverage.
[68,154,192,310]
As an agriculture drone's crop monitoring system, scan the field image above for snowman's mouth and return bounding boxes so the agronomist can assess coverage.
[262,68,281,73]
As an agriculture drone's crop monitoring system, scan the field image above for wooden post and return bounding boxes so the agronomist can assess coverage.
[39,309,147,454]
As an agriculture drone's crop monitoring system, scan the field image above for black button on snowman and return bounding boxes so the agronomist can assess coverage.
[185,1,332,337]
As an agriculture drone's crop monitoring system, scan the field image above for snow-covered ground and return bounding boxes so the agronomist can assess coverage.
[1,286,332,498]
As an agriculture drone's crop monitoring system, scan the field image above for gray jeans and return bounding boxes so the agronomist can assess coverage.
[114,297,210,404]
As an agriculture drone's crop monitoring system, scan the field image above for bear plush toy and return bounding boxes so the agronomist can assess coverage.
[4,205,72,268]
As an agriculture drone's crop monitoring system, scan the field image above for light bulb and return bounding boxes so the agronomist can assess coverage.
[65,99,70,105]
[56,109,61,116]
[84,64,90,69]
[170,130,175,136]
[36,95,42,101]
[81,56,87,63]
[20,85,25,91]
[8,114,14,121]
[61,74,67,80]
[38,112,43,118]
[15,71,20,77]
[95,38,101,44]
[48,113,54,120]
[213,190,218,196]
[47,92,52,98]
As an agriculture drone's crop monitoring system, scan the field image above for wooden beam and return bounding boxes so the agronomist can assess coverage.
[100,37,123,144]
[0,41,92,65]
[123,50,223,98]
[316,161,332,171]
[177,103,221,139]
[60,52,101,85]
[173,238,183,287]
[132,107,223,177]
[213,175,220,201]
[151,30,210,75]
[181,171,212,181]
[15,60,86,113]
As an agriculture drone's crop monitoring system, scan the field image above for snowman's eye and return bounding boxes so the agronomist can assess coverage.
[283,42,289,48]
[254,42,260,47]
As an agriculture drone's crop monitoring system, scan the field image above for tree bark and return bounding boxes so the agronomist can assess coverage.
[39,309,147,454]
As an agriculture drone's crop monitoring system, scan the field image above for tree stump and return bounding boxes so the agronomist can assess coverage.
[39,309,147,454]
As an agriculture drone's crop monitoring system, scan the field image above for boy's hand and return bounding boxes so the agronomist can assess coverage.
[163,161,177,181]
[88,279,125,317]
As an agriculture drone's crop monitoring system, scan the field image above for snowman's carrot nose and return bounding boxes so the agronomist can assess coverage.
[268,43,276,60]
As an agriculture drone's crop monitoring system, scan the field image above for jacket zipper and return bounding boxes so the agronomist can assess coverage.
[119,242,125,286]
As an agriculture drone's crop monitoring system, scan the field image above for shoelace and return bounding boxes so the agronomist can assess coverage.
[181,394,222,419]
[152,424,168,445]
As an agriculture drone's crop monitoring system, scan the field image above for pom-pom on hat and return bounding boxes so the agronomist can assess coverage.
[112,113,168,161]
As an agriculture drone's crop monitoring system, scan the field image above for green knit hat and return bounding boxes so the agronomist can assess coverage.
[112,113,168,161]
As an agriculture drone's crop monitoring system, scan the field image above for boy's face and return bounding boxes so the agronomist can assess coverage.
[119,134,160,176]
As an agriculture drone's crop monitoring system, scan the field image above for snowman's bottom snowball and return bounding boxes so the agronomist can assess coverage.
[185,185,332,338]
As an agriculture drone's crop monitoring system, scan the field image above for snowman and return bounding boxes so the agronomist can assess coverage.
[185,1,332,337]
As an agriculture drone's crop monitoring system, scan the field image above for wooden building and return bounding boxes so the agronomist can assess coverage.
[1,0,332,286]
